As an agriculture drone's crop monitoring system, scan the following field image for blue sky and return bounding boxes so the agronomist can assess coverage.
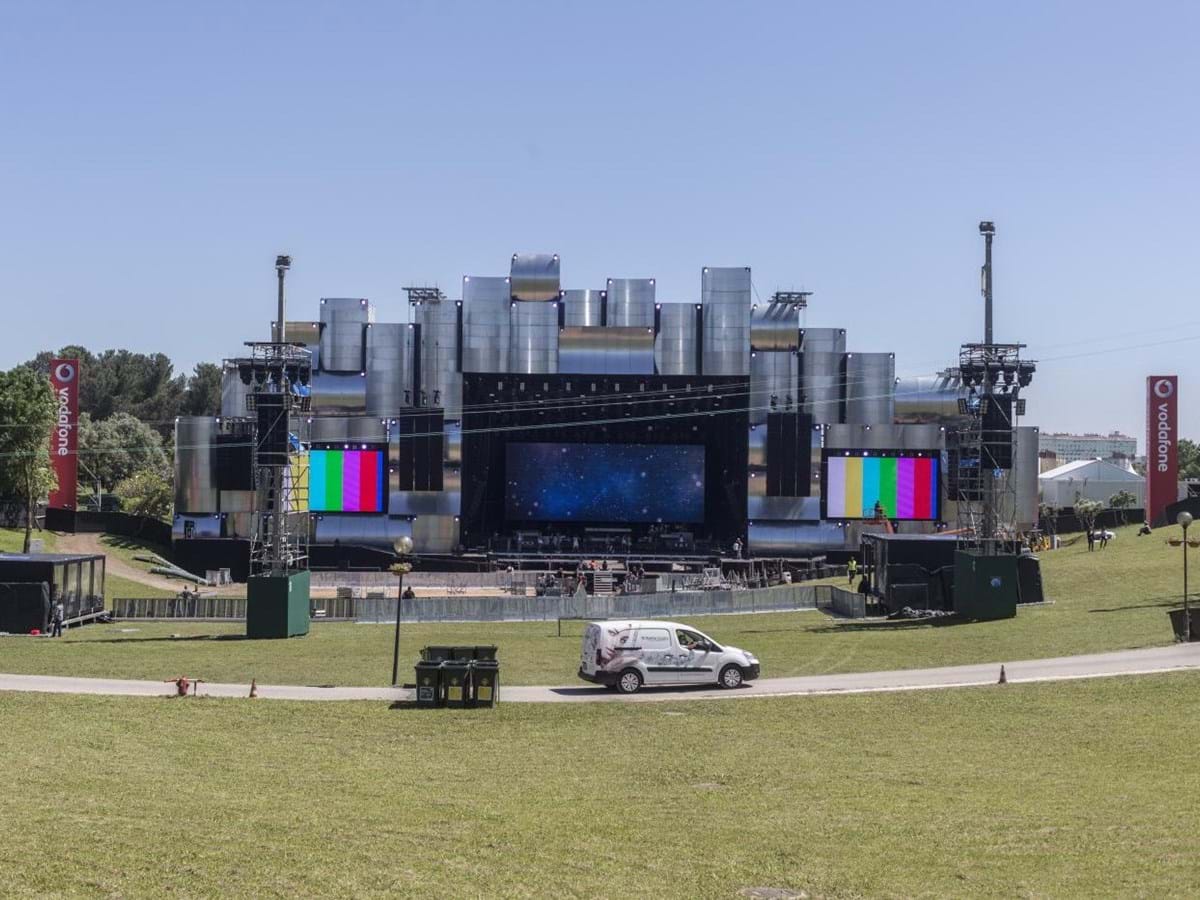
[2,1,1197,448]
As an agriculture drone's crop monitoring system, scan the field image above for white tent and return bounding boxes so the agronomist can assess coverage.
[1039,458,1144,508]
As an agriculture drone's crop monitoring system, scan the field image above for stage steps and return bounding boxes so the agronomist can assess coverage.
[591,571,615,595]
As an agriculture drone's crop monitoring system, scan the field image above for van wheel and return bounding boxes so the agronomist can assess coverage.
[617,669,643,694]
[719,665,744,689]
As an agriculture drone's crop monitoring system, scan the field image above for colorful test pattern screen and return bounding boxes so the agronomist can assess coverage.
[824,454,940,520]
[309,449,385,513]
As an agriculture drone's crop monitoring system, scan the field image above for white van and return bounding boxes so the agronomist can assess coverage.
[578,620,761,694]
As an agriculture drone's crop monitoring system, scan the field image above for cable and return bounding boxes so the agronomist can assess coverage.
[0,376,981,459]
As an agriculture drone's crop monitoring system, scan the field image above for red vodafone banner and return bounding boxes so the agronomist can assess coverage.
[48,358,80,510]
[1145,375,1178,526]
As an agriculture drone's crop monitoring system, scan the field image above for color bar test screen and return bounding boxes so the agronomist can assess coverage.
[309,449,385,512]
[824,453,939,520]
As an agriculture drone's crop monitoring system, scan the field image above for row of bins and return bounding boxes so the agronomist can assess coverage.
[414,646,499,708]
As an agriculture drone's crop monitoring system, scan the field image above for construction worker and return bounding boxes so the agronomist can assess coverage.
[847,557,858,585]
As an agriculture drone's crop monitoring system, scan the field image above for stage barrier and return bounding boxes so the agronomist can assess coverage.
[111,583,868,623]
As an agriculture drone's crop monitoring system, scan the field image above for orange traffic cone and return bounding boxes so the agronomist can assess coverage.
[249,679,258,699]
[998,665,1008,684]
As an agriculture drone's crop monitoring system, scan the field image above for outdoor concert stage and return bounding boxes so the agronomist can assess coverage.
[458,373,750,553]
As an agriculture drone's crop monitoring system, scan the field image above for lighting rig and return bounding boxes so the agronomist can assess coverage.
[243,255,314,581]
[954,224,1037,554]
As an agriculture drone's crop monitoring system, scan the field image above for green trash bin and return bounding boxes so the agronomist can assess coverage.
[421,646,454,662]
[414,660,444,708]
[472,659,499,708]
[441,659,471,708]
[472,645,498,661]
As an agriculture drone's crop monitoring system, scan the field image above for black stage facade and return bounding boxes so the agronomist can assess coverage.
[459,374,749,551]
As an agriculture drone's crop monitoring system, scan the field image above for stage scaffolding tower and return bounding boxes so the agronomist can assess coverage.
[246,340,313,576]
[954,223,1036,555]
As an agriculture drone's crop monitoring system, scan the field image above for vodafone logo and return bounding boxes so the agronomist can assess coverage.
[54,363,76,383]
[1153,378,1174,399]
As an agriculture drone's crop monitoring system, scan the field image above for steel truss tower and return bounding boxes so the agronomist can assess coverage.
[954,342,1034,553]
[954,223,1037,555]
[246,341,313,576]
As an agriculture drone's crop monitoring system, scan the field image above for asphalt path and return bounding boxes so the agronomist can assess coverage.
[1,643,1197,703]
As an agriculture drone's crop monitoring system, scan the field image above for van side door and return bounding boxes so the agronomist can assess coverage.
[632,627,674,684]
[673,628,718,683]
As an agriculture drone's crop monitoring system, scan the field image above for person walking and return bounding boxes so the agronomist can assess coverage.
[51,600,64,638]
[1086,527,1095,552]
[847,557,858,585]
[1099,528,1109,550]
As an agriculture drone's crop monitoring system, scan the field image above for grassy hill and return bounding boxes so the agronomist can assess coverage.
[0,523,1190,686]
[1,673,1196,897]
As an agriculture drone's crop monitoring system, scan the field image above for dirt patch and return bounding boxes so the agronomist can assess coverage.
[53,532,185,592]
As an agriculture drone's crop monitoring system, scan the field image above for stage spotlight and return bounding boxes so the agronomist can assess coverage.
[238,363,253,385]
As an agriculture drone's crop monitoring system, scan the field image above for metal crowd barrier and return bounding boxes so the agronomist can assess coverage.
[110,582,869,623]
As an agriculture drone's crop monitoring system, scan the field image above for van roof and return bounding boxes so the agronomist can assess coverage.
[588,620,695,631]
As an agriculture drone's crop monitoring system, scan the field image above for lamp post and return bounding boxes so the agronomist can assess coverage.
[1179,512,1193,641]
[390,535,414,685]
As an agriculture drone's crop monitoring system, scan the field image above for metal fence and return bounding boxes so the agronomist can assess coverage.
[110,595,356,620]
[111,582,870,623]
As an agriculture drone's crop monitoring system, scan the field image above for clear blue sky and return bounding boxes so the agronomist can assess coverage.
[2,1,1197,449]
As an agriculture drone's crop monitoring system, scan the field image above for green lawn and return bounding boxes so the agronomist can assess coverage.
[1,673,1197,897]
[0,526,57,553]
[96,532,171,571]
[1,523,1189,686]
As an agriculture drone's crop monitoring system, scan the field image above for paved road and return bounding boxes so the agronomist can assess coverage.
[1,643,1197,703]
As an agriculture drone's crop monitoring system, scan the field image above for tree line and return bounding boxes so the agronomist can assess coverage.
[0,348,221,546]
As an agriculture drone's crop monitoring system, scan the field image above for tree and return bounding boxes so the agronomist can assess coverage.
[1109,490,1137,525]
[23,347,187,438]
[0,367,59,552]
[1180,439,1200,480]
[1075,498,1104,536]
[1038,502,1058,535]
[114,466,173,521]
[182,362,223,417]
[76,412,169,492]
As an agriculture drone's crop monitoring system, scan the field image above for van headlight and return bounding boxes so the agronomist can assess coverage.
[746,654,759,664]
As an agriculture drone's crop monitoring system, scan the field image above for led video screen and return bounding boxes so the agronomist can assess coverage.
[824,453,940,521]
[309,449,385,513]
[506,443,705,523]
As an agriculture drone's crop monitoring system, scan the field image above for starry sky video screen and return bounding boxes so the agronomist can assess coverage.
[505,442,706,523]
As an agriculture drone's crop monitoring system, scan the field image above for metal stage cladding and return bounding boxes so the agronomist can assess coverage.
[173,250,1047,568]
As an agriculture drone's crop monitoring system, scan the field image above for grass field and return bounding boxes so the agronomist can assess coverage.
[1,673,1197,897]
[0,526,57,553]
[1,523,1189,686]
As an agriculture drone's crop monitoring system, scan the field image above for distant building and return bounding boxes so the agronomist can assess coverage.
[1037,430,1137,471]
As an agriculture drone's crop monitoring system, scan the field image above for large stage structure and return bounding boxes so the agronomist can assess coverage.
[173,250,1041,573]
